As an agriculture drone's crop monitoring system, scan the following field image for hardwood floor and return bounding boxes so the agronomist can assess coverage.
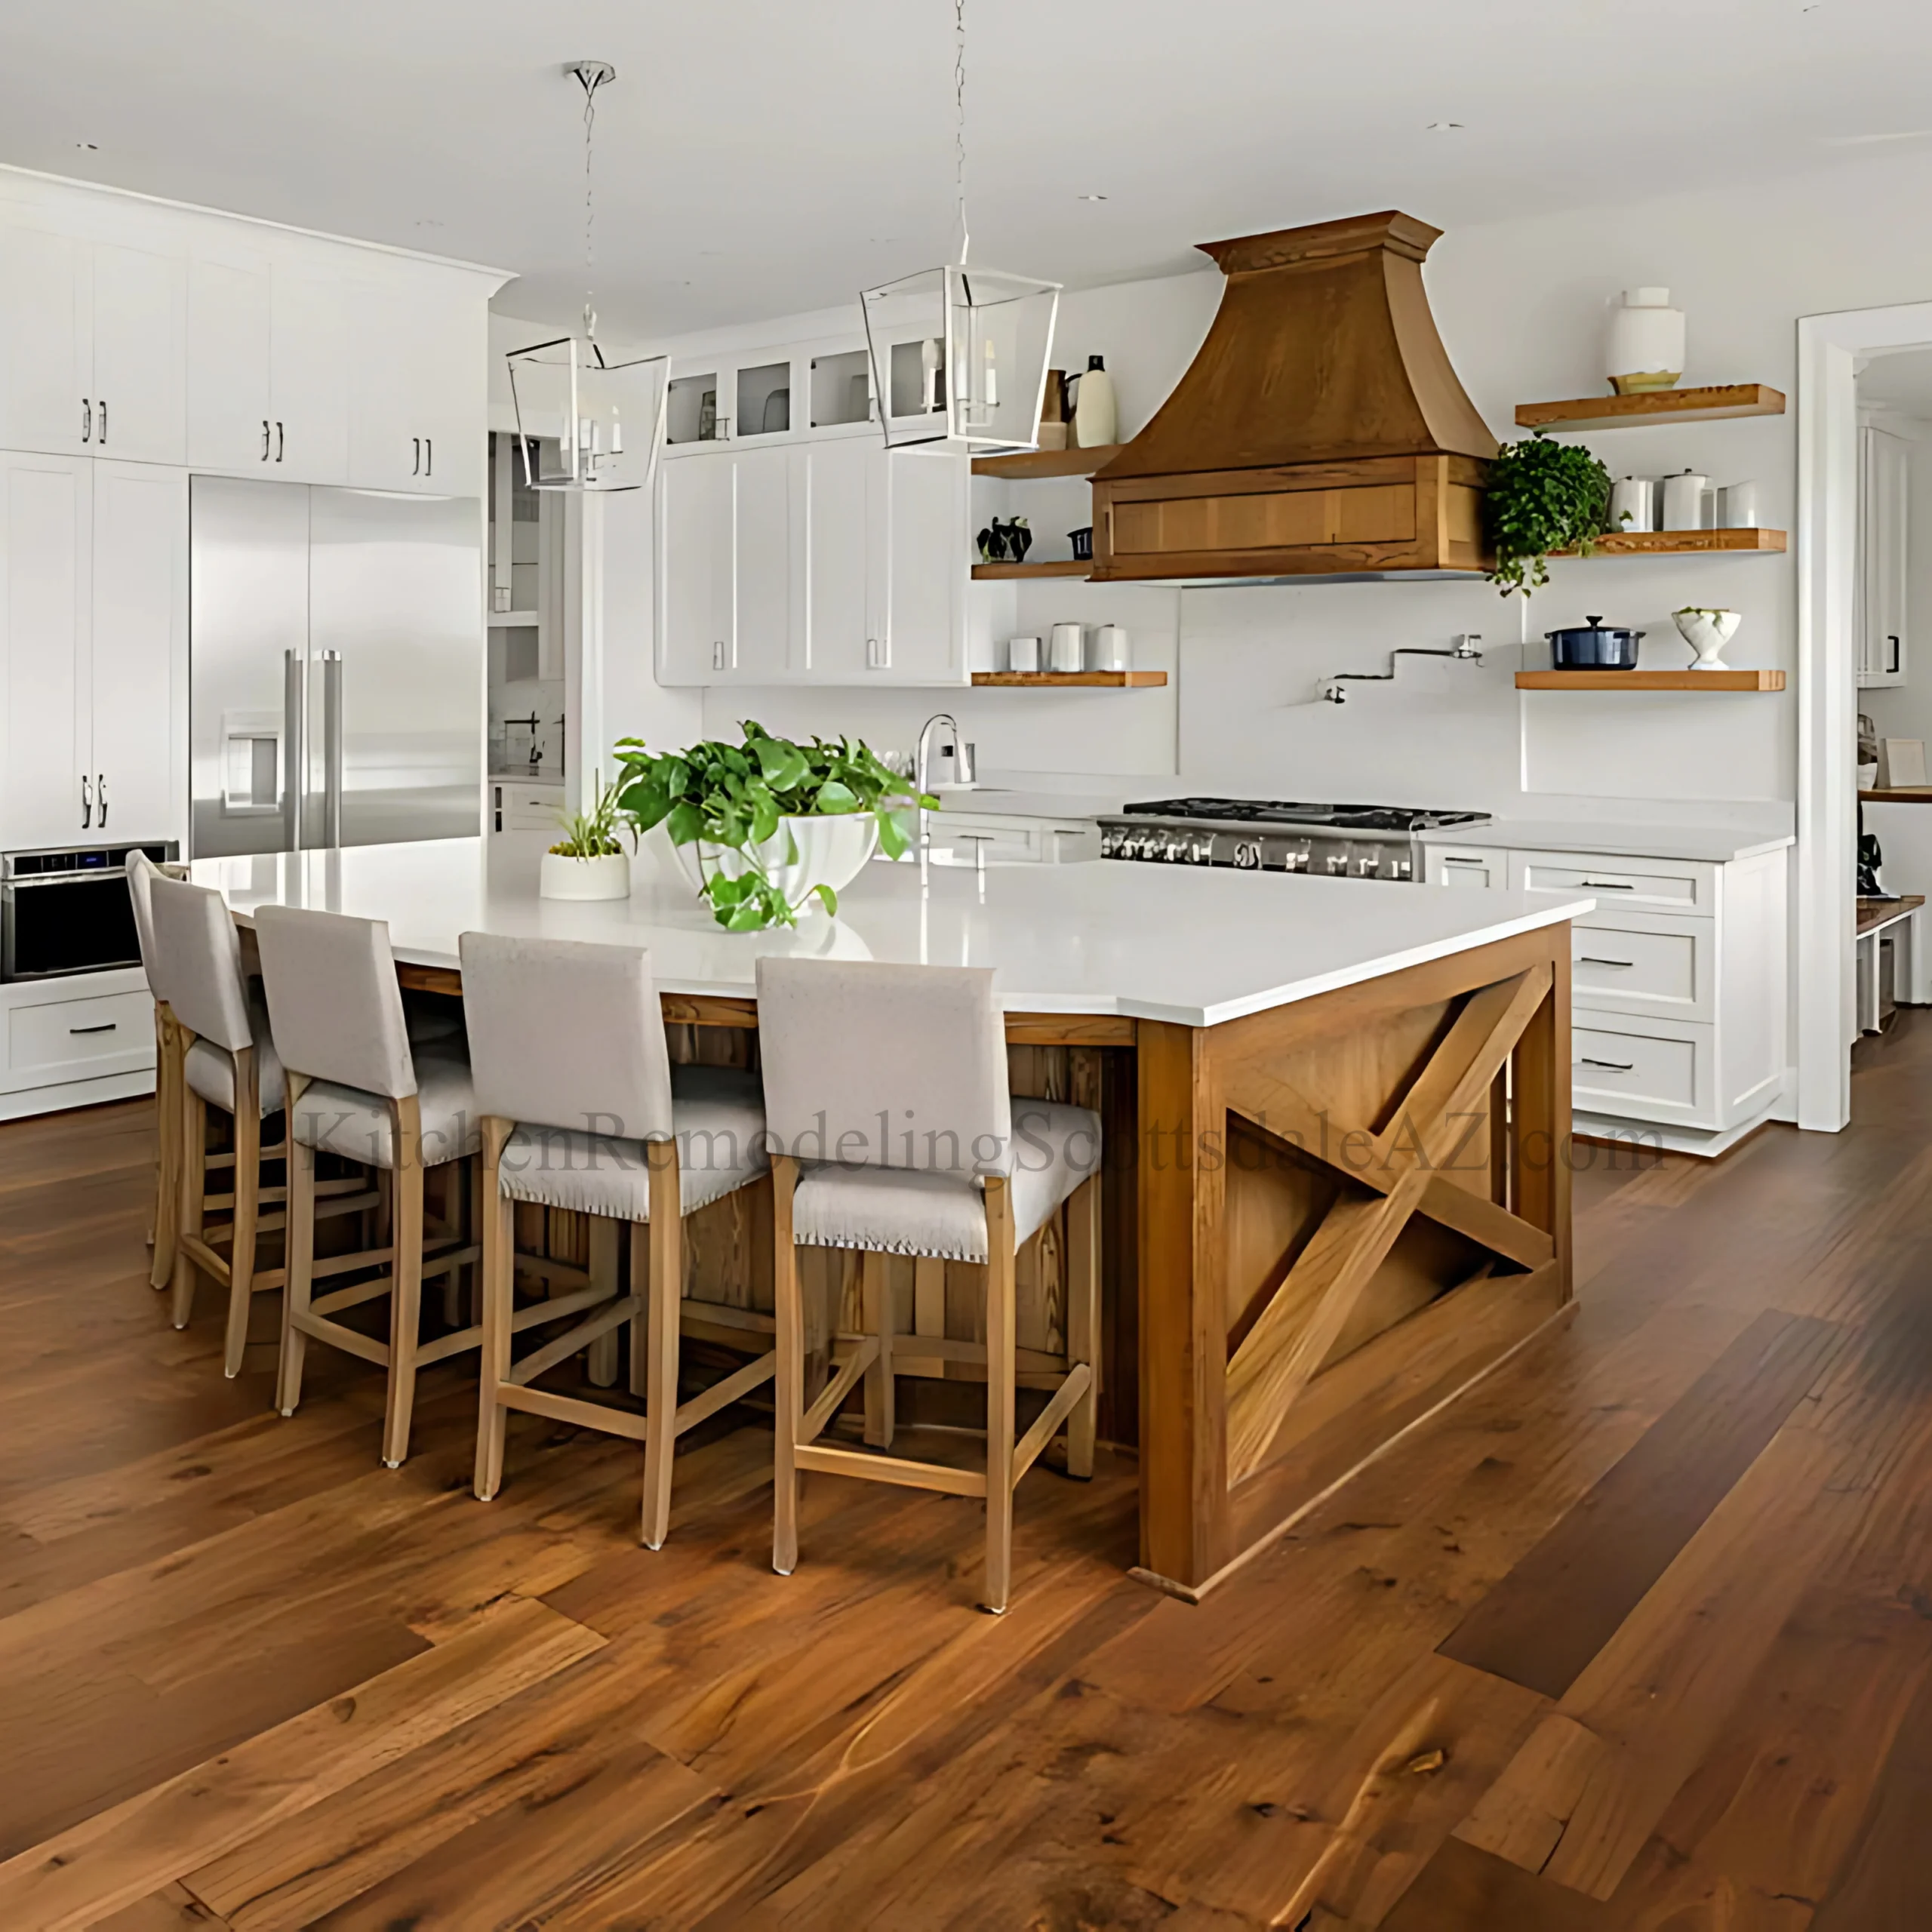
[4,1017,1932,1927]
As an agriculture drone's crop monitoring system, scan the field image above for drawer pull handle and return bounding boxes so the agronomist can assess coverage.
[1579,879,1635,890]
[69,1023,118,1035]
[1579,1056,1634,1072]
[1579,956,1635,968]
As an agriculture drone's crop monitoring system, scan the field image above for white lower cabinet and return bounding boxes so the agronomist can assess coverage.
[657,439,966,688]
[923,811,1100,864]
[0,453,183,848]
[0,972,155,1116]
[1427,840,1788,1147]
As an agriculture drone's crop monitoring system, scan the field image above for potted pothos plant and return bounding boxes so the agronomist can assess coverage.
[1483,434,1614,595]
[539,776,632,901]
[613,722,933,931]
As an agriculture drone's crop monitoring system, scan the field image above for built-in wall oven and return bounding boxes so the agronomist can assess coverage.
[2,842,177,982]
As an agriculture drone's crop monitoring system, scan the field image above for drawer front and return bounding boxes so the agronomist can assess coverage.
[936,822,1044,863]
[492,783,567,833]
[1571,917,1714,1021]
[7,987,156,1080]
[1515,852,1715,914]
[1426,845,1509,891]
[1572,1017,1714,1127]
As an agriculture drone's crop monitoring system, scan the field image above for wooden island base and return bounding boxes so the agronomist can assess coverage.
[391,929,1573,1603]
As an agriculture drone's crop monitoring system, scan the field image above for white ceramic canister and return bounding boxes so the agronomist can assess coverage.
[1608,476,1656,534]
[1091,625,1131,672]
[1007,634,1041,673]
[1660,469,1709,531]
[1049,623,1085,673]
[1606,287,1686,395]
[1718,481,1759,530]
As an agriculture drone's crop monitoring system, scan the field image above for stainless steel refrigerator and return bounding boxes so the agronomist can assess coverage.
[189,475,483,858]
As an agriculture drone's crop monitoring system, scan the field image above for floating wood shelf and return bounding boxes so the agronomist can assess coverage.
[1860,787,1932,803]
[971,559,1091,580]
[1516,669,1786,691]
[1553,528,1786,558]
[970,670,1168,688]
[1515,384,1786,433]
[971,444,1124,479]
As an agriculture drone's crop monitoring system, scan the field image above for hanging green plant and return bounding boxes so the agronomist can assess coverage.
[1483,435,1614,595]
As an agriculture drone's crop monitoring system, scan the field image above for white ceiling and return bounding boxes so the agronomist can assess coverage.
[4,0,1930,338]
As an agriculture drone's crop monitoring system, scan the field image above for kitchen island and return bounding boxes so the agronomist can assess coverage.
[192,838,1591,1598]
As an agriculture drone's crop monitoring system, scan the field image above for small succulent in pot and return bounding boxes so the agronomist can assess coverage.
[1483,434,1614,596]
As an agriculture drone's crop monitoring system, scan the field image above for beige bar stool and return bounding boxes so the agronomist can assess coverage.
[758,958,1103,1614]
[461,931,773,1548]
[126,852,181,1291]
[254,904,481,1467]
[149,875,303,1374]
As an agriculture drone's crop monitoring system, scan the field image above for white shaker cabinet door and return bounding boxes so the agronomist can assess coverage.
[656,453,733,685]
[0,228,92,457]
[88,242,186,466]
[731,445,797,684]
[0,453,91,848]
[878,446,966,685]
[802,438,871,680]
[87,462,185,843]
[270,267,349,485]
[186,254,274,472]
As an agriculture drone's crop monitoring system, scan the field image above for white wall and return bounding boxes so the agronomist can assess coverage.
[586,146,1932,817]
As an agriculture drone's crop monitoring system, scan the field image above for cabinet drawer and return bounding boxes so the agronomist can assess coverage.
[1571,915,1714,1021]
[1515,851,1714,914]
[491,782,566,833]
[1572,1017,1714,1128]
[1426,845,1509,890]
[7,987,155,1078]
[931,815,1099,865]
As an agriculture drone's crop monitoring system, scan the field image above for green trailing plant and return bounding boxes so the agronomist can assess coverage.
[549,774,629,858]
[1483,434,1614,595]
[612,721,934,931]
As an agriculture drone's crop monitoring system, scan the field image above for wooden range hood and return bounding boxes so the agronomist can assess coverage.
[1088,211,1497,583]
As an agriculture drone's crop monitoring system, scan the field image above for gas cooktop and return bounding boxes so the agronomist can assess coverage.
[1119,797,1491,834]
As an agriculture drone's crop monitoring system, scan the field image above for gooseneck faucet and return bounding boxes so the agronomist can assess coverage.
[914,712,960,856]
[1322,634,1483,704]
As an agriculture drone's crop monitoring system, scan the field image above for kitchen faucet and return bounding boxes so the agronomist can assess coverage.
[1322,635,1482,704]
[914,712,960,855]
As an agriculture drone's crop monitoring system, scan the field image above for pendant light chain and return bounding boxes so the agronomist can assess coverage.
[577,63,608,340]
[953,0,970,268]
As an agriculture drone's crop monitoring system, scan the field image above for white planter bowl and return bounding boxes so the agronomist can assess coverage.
[672,813,879,915]
[540,851,632,901]
[1673,608,1743,672]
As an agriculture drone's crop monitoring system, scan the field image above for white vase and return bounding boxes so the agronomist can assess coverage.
[539,851,632,900]
[672,812,880,915]
[1071,356,1117,448]
[1606,287,1685,395]
[1673,608,1743,671]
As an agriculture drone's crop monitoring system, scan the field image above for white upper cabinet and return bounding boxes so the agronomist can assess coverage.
[878,446,967,684]
[269,267,349,484]
[732,445,798,681]
[186,254,272,471]
[346,278,484,497]
[0,229,92,457]
[88,242,186,466]
[1857,423,1909,689]
[803,437,872,680]
[657,451,734,683]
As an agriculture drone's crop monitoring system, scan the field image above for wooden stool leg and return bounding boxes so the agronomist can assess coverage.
[149,1006,181,1289]
[640,1141,683,1549]
[437,1164,463,1331]
[771,1155,802,1577]
[983,1177,1017,1615]
[474,1120,513,1501]
[382,1100,426,1469]
[586,1216,621,1388]
[1065,1174,1101,1480]
[862,1250,895,1449]
[628,1220,650,1401]
[222,1050,262,1378]
[277,1078,315,1417]
[170,1084,208,1331]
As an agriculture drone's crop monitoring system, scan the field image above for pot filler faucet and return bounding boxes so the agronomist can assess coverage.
[1323,634,1482,703]
[914,712,960,854]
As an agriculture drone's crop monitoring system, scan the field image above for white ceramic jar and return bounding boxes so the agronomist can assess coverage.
[1606,288,1686,395]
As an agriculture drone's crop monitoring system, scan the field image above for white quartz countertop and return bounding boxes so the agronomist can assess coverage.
[1414,818,1795,863]
[189,838,1592,1032]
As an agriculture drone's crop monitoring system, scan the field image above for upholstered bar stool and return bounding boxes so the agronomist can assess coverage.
[126,851,182,1291]
[460,931,773,1548]
[149,875,305,1374]
[254,904,481,1467]
[757,958,1103,1614]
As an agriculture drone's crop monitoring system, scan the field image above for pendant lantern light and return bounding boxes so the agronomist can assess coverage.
[860,0,1060,453]
[506,61,669,492]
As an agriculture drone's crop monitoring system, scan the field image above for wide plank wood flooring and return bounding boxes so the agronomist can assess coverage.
[5,1014,1932,1927]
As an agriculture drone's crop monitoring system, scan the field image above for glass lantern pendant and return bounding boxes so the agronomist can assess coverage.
[505,61,668,493]
[860,2,1058,454]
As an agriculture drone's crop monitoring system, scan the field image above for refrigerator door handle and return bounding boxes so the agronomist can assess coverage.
[321,651,343,849]
[282,648,306,852]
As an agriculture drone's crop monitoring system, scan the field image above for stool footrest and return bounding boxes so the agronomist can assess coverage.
[801,1339,880,1444]
[674,1349,775,1438]
[794,1441,987,1499]
[496,1382,651,1442]
[1011,1364,1093,1487]
[507,1293,638,1387]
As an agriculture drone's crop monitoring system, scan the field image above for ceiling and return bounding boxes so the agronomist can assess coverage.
[1860,346,1932,417]
[4,0,1930,340]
